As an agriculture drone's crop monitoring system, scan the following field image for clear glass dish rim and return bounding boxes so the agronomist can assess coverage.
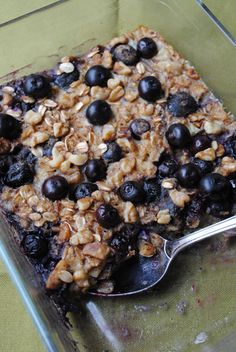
[0,1,235,351]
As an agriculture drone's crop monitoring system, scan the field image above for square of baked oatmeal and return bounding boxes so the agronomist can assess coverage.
[0,26,235,294]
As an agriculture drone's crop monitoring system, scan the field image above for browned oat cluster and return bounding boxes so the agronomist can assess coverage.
[0,26,235,294]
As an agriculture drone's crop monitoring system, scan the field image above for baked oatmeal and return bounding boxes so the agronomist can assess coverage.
[0,26,235,294]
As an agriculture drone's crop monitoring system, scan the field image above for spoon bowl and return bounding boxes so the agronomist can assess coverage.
[90,215,236,296]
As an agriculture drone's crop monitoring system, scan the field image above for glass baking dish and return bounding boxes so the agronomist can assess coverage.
[0,0,235,351]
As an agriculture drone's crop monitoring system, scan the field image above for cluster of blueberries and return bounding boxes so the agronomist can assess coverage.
[0,37,236,261]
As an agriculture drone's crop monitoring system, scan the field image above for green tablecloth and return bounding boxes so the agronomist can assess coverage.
[0,259,45,352]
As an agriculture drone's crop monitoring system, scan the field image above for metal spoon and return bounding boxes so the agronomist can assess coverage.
[90,215,236,296]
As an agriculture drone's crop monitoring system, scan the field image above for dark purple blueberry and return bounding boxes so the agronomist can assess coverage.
[177,163,200,188]
[17,101,35,114]
[0,156,12,177]
[86,100,113,125]
[200,173,230,200]
[191,134,212,154]
[129,118,150,140]
[23,74,51,99]
[85,159,107,182]
[0,113,21,140]
[143,179,160,203]
[224,135,236,159]
[191,158,214,177]
[11,89,36,112]
[70,182,98,201]
[121,223,141,238]
[84,65,112,87]
[207,200,232,218]
[186,196,206,227]
[112,44,139,65]
[167,92,198,117]
[42,175,69,201]
[110,234,129,252]
[11,146,36,169]
[102,141,122,163]
[137,37,158,59]
[138,76,163,102]
[118,181,146,204]
[42,138,57,157]
[138,229,150,242]
[109,234,133,262]
[158,158,178,177]
[22,233,48,259]
[110,235,136,263]
[54,68,80,89]
[96,203,121,228]
[110,223,139,262]
[166,123,191,148]
[4,161,35,188]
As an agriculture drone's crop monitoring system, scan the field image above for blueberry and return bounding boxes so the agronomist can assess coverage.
[85,65,112,87]
[110,235,135,263]
[85,159,107,182]
[0,156,12,177]
[158,158,178,177]
[54,68,80,89]
[138,229,150,242]
[110,234,129,252]
[110,223,139,262]
[110,235,132,262]
[143,179,160,203]
[4,161,35,188]
[224,135,236,159]
[41,137,57,157]
[102,141,122,163]
[118,181,146,204]
[42,175,69,201]
[167,92,198,117]
[191,134,212,154]
[12,145,36,168]
[186,196,206,226]
[86,100,113,125]
[70,182,98,201]
[129,118,150,140]
[22,233,48,259]
[207,200,232,218]
[191,158,214,177]
[0,113,21,140]
[177,163,200,188]
[200,173,230,200]
[16,146,34,160]
[137,37,158,59]
[138,76,163,102]
[166,123,191,148]
[112,44,139,66]
[96,203,121,228]
[121,223,141,238]
[23,74,51,99]
[22,102,35,113]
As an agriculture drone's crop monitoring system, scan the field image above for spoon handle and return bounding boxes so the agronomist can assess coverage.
[167,215,236,258]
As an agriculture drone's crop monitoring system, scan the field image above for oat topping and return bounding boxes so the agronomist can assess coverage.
[0,26,235,294]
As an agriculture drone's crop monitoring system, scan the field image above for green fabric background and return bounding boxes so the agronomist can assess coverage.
[0,260,45,352]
